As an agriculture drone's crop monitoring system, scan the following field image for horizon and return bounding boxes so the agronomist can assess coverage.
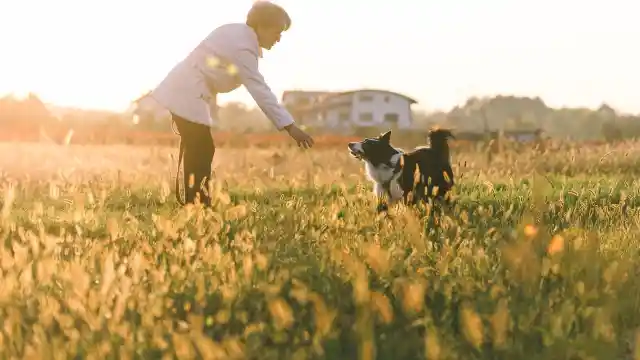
[3,0,638,115]
[15,91,639,118]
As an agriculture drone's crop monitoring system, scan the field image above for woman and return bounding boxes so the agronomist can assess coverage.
[150,1,314,206]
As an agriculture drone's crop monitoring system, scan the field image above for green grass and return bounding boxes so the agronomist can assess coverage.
[2,143,640,359]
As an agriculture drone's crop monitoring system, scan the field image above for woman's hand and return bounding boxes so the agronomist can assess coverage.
[284,124,315,149]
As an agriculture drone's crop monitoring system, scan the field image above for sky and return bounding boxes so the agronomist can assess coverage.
[1,0,639,114]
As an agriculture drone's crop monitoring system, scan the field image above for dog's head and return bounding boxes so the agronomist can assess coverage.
[428,128,455,147]
[347,130,399,165]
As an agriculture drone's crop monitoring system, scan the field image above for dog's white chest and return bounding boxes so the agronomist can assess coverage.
[364,155,404,202]
[365,162,395,184]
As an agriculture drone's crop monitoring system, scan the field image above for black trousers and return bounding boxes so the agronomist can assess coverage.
[172,113,215,206]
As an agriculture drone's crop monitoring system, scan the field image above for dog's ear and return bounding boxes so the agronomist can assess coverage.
[379,130,391,142]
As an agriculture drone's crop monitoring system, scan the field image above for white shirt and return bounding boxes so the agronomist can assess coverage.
[150,23,295,130]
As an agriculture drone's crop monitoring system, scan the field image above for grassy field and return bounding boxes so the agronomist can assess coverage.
[2,140,640,359]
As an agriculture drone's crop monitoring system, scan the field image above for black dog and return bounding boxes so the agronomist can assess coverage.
[348,129,455,212]
[401,128,456,205]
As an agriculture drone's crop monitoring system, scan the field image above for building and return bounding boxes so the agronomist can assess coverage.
[282,89,418,131]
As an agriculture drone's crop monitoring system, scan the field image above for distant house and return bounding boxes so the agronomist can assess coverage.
[282,89,418,131]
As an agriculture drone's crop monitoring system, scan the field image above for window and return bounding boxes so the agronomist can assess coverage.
[339,112,350,121]
[359,112,373,121]
[384,113,399,122]
[359,94,374,102]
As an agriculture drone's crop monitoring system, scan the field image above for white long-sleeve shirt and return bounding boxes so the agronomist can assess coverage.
[150,23,295,130]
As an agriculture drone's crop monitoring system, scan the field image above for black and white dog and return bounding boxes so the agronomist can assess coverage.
[348,129,455,212]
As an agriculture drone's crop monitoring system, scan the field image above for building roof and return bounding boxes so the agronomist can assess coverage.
[329,89,419,104]
[283,88,418,116]
[281,90,333,103]
[282,88,418,105]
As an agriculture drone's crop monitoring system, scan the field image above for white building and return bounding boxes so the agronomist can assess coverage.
[282,89,418,131]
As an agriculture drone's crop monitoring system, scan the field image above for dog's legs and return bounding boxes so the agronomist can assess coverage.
[373,182,385,198]
[374,183,389,213]
[413,163,429,205]
[384,181,406,211]
[426,182,437,201]
[414,176,426,205]
[388,182,404,203]
[403,191,414,206]
[401,157,418,205]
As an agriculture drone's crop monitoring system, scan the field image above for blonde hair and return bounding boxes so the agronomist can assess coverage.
[246,1,291,31]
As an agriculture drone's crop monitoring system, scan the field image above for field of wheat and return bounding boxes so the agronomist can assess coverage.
[1,139,640,359]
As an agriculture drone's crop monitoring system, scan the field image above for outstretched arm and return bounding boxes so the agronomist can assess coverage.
[232,48,295,131]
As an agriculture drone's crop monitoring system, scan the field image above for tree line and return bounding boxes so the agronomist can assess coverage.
[1,93,638,142]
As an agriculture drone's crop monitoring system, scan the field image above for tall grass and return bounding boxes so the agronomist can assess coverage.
[0,141,640,359]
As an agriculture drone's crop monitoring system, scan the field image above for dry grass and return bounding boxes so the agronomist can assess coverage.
[2,140,640,359]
